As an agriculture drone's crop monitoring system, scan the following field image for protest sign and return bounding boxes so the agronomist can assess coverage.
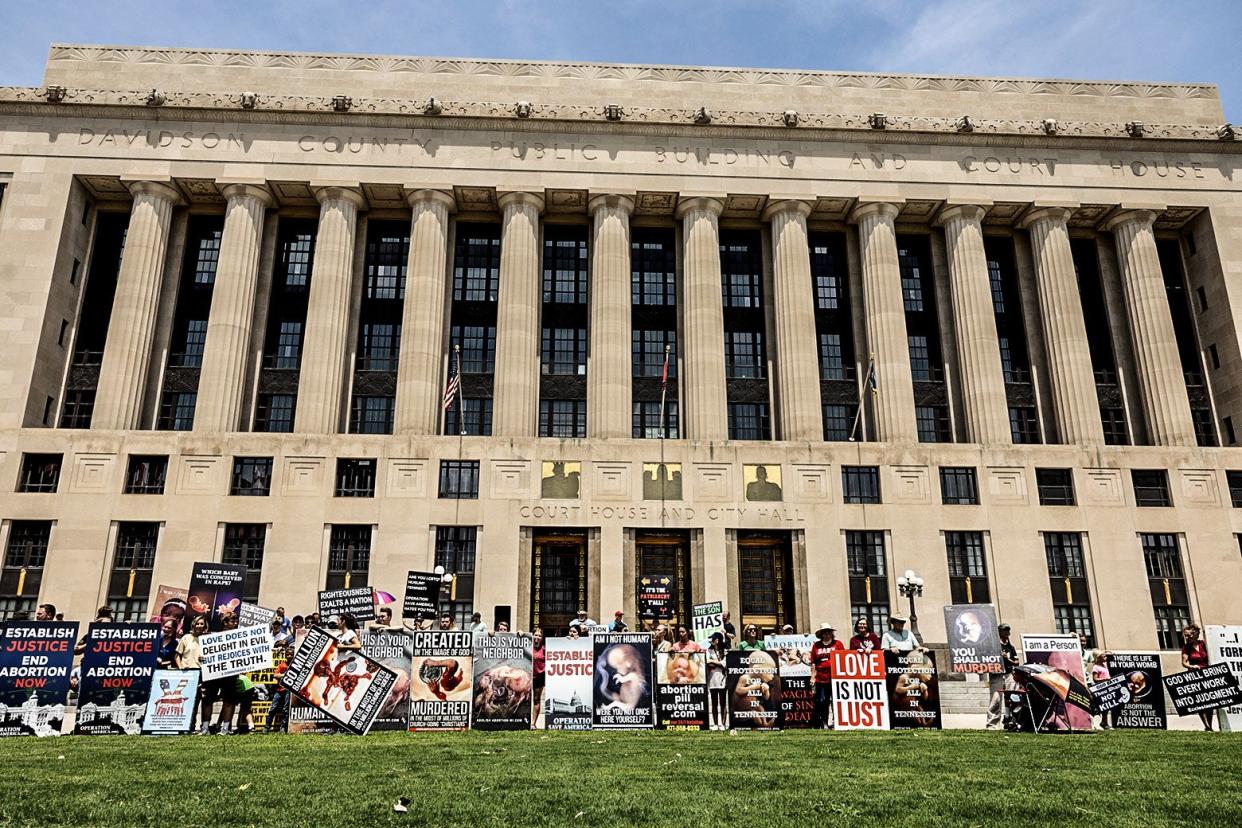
[885,650,941,729]
[593,633,655,729]
[727,649,783,730]
[281,627,397,735]
[247,645,291,731]
[1021,633,1091,732]
[73,622,159,735]
[187,562,247,631]
[943,604,1003,674]
[831,649,889,730]
[1105,652,1166,729]
[149,584,189,632]
[655,651,707,730]
[1089,673,1130,715]
[200,625,273,681]
[472,632,533,730]
[543,637,593,730]
[317,587,376,623]
[691,602,723,647]
[403,571,442,622]
[1206,625,1242,732]
[0,621,78,737]
[239,602,277,630]
[361,629,413,730]
[142,670,200,735]
[287,697,341,734]
[1164,663,1242,716]
[638,575,674,622]
[766,634,814,728]
[408,630,473,731]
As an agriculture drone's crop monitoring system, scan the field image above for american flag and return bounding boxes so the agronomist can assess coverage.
[866,358,879,395]
[443,346,462,411]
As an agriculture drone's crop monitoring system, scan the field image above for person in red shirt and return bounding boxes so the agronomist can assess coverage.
[1180,624,1214,731]
[810,622,844,729]
[849,618,882,652]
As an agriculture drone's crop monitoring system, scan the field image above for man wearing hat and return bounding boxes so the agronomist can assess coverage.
[608,610,628,632]
[986,622,1020,729]
[809,621,844,729]
[569,609,597,633]
[881,613,923,653]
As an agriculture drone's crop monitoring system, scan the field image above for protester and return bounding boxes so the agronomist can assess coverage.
[439,612,457,631]
[336,613,362,652]
[75,606,115,655]
[1181,624,1214,731]
[848,618,881,651]
[880,614,922,653]
[496,621,511,633]
[705,632,729,730]
[985,623,1019,730]
[608,611,628,632]
[531,628,546,727]
[810,622,843,729]
[721,611,737,648]
[156,618,179,669]
[174,615,209,732]
[157,597,187,635]
[671,625,702,653]
[566,626,581,639]
[234,671,258,734]
[35,603,56,621]
[469,612,487,634]
[569,609,597,633]
[737,624,765,651]
[265,657,291,733]
[268,618,287,648]
[201,611,242,735]
[781,624,795,634]
[369,607,393,630]
[653,625,672,653]
[1089,649,1112,730]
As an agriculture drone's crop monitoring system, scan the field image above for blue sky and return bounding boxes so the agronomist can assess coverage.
[2,0,1239,118]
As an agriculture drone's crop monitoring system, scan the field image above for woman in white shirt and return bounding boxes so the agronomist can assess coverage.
[880,614,923,653]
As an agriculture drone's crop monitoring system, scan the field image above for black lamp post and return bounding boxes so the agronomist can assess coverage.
[896,569,925,638]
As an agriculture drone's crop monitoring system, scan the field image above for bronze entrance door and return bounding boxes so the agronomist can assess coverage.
[737,532,795,635]
[531,533,587,635]
[636,532,690,628]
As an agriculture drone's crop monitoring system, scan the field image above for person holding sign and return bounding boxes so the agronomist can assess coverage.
[810,622,844,729]
[738,624,765,651]
[1181,624,1214,731]
[705,633,728,730]
[881,614,922,654]
[336,613,363,653]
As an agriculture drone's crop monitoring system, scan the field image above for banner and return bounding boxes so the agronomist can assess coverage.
[727,649,783,730]
[1105,652,1166,729]
[317,587,376,623]
[281,627,397,735]
[361,629,413,730]
[187,562,247,631]
[543,637,593,730]
[0,621,78,737]
[1089,673,1130,714]
[691,602,723,648]
[200,625,273,682]
[1206,625,1242,732]
[141,670,200,735]
[408,630,473,731]
[831,650,889,731]
[943,604,1003,674]
[239,602,277,630]
[655,651,707,730]
[287,698,341,734]
[1164,663,1242,716]
[73,622,159,735]
[638,575,675,622]
[472,632,533,730]
[593,633,654,729]
[1021,633,1091,732]
[766,634,814,728]
[403,571,442,623]
[885,650,941,729]
[150,584,189,633]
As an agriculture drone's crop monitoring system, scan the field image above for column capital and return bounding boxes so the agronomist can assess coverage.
[848,200,900,224]
[587,193,635,216]
[934,203,988,227]
[218,182,274,208]
[1018,205,1073,230]
[761,199,812,222]
[404,188,456,212]
[312,184,366,210]
[1103,208,1157,233]
[674,196,724,219]
[124,179,181,204]
[498,191,545,213]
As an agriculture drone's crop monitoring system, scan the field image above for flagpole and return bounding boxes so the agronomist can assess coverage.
[659,344,670,441]
[850,352,876,441]
[455,345,466,436]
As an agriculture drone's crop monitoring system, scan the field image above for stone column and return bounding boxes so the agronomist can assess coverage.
[491,191,544,437]
[848,201,917,442]
[1105,209,1196,446]
[294,186,365,434]
[395,188,455,434]
[763,199,822,441]
[194,183,273,432]
[676,197,728,441]
[93,180,180,430]
[587,194,635,438]
[1020,207,1105,445]
[935,204,1011,444]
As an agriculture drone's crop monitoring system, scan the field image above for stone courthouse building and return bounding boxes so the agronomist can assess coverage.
[0,45,1240,651]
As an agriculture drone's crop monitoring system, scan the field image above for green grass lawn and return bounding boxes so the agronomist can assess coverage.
[1,730,1238,827]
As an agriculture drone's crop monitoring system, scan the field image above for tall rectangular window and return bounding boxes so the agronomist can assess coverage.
[110,522,158,621]
[541,328,587,375]
[822,404,856,442]
[845,530,889,633]
[1227,471,1242,508]
[946,531,990,604]
[350,396,395,434]
[632,232,676,306]
[727,402,769,441]
[435,527,477,628]
[939,467,978,505]
[357,322,400,372]
[842,466,881,504]
[124,455,168,495]
[326,525,371,590]
[450,325,496,374]
[365,229,408,300]
[1045,532,1095,647]
[916,406,950,443]
[445,398,493,437]
[542,227,589,304]
[633,330,677,377]
[818,333,847,380]
[1,521,51,620]
[539,400,586,438]
[908,335,932,381]
[255,394,295,433]
[453,226,501,301]
[1009,406,1041,444]
[221,524,265,604]
[158,392,197,431]
[633,402,679,439]
[725,331,766,379]
[1141,533,1190,649]
[438,460,480,499]
[899,247,924,311]
[274,321,303,369]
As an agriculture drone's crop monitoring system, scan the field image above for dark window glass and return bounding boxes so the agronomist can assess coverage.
[450,325,496,374]
[633,401,679,439]
[916,405,950,443]
[1228,471,1242,508]
[1009,407,1041,444]
[275,321,302,369]
[946,531,990,603]
[335,459,376,498]
[221,523,265,603]
[4,521,50,569]
[940,467,978,505]
[845,530,889,633]
[18,453,62,493]
[357,322,400,371]
[725,330,766,379]
[823,404,856,442]
[438,460,480,499]
[60,390,95,429]
[350,396,395,435]
[1036,468,1075,506]
[280,229,314,289]
[818,333,847,380]
[1141,533,1190,649]
[540,328,587,375]
[192,229,222,286]
[727,402,769,441]
[435,526,477,626]
[1132,470,1171,507]
[157,391,197,431]
[720,234,762,309]
[124,455,167,495]
[230,457,272,496]
[539,399,587,438]
[1192,408,1218,447]
[173,319,209,367]
[365,229,408,300]
[908,335,932,381]
[444,398,493,437]
[1101,407,1129,445]
[1045,532,1095,647]
[631,230,677,306]
[812,245,844,310]
[542,226,589,304]
[326,525,371,590]
[842,466,881,504]
[255,394,295,433]
[899,247,924,311]
[109,521,159,621]
[452,225,501,302]
[632,330,677,377]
